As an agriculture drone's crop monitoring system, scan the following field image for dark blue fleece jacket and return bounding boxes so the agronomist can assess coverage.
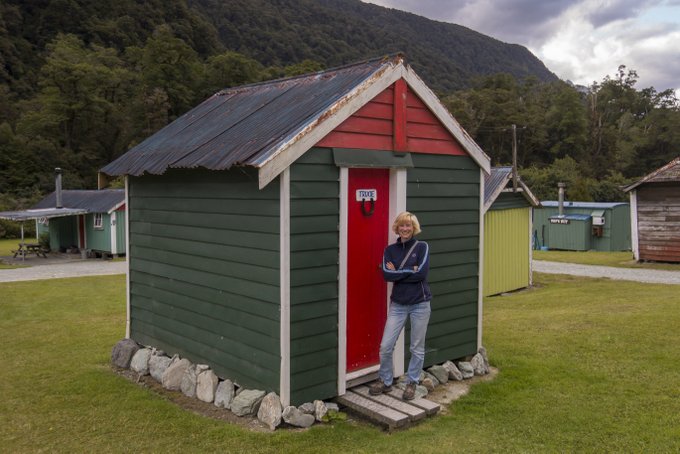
[382,236,432,305]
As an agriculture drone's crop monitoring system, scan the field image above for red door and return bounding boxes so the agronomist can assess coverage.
[346,168,390,372]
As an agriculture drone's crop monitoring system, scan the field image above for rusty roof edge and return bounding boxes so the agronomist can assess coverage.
[217,54,404,97]
[401,65,491,174]
[622,156,680,192]
[256,58,405,188]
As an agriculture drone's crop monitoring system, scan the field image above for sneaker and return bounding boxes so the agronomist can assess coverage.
[369,381,392,395]
[402,383,416,401]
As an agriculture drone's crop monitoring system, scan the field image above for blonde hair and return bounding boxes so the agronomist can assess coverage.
[392,211,422,236]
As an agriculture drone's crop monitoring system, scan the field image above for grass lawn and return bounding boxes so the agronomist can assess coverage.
[0,238,28,269]
[2,274,680,452]
[534,249,680,271]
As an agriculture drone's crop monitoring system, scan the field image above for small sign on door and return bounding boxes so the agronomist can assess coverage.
[356,189,377,201]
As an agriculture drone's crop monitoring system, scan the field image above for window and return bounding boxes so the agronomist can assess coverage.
[94,213,103,229]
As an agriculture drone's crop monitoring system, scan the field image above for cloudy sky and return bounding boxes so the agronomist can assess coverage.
[362,0,680,93]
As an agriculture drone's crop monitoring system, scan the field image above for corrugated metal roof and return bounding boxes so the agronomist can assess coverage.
[541,201,628,209]
[485,167,512,203]
[0,207,88,221]
[101,56,396,177]
[484,166,540,211]
[32,189,124,213]
[622,156,680,192]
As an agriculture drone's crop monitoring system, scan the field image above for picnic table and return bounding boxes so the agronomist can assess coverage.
[12,242,48,259]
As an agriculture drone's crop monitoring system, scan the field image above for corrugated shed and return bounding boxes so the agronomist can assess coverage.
[32,190,124,213]
[101,57,396,177]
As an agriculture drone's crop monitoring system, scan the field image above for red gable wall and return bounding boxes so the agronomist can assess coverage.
[315,79,466,155]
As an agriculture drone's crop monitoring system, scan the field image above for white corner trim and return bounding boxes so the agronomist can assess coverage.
[528,207,533,287]
[110,211,117,255]
[280,168,291,406]
[258,64,405,189]
[402,66,491,174]
[125,176,131,339]
[477,168,485,349]
[389,169,407,376]
[630,190,639,260]
[337,167,349,396]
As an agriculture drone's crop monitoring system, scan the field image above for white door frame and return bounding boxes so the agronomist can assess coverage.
[337,167,407,395]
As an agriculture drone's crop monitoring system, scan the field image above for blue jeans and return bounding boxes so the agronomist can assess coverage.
[378,301,431,386]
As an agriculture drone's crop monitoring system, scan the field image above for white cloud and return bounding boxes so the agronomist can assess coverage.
[362,0,680,92]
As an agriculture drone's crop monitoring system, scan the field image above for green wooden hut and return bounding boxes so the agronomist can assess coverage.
[483,167,540,296]
[33,189,126,256]
[100,56,491,406]
[534,202,630,251]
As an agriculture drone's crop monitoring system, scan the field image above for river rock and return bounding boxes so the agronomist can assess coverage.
[282,406,315,428]
[180,365,198,398]
[257,392,283,430]
[196,369,219,403]
[314,400,328,422]
[428,365,449,384]
[471,353,489,375]
[214,379,235,409]
[442,360,463,381]
[298,402,315,415]
[163,358,192,391]
[149,354,172,382]
[231,389,266,416]
[457,361,474,379]
[111,339,139,369]
[130,348,152,375]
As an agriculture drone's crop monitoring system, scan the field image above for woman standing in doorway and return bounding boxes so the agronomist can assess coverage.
[369,211,431,401]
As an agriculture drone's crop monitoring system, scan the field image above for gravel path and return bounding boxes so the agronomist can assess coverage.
[533,260,680,285]
[2,258,678,285]
[0,260,127,283]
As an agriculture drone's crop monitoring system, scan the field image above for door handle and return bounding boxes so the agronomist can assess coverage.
[360,198,375,216]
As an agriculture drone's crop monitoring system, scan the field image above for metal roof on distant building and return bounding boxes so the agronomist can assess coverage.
[32,189,125,214]
[541,201,628,209]
[622,156,680,192]
[100,54,490,189]
[484,166,540,212]
[0,207,88,222]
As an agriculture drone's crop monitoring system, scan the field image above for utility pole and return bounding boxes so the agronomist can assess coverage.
[512,124,518,192]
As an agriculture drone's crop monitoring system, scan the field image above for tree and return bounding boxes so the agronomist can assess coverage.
[126,25,203,119]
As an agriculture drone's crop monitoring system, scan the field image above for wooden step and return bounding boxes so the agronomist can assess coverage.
[335,385,441,429]
[336,390,409,429]
[353,386,426,421]
[386,388,440,415]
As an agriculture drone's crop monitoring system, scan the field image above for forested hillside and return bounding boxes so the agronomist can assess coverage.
[1,0,679,238]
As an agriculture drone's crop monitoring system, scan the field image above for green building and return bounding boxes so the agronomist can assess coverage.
[33,189,126,256]
[100,56,491,405]
[483,167,540,296]
[534,202,631,251]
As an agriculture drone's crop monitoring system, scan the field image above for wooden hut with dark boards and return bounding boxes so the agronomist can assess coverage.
[623,156,680,262]
[100,55,491,406]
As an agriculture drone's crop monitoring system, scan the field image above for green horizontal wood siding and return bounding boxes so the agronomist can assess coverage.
[407,154,480,365]
[85,213,111,252]
[128,168,281,392]
[289,149,339,405]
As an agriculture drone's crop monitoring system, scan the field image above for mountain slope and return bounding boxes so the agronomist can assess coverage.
[191,0,558,92]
